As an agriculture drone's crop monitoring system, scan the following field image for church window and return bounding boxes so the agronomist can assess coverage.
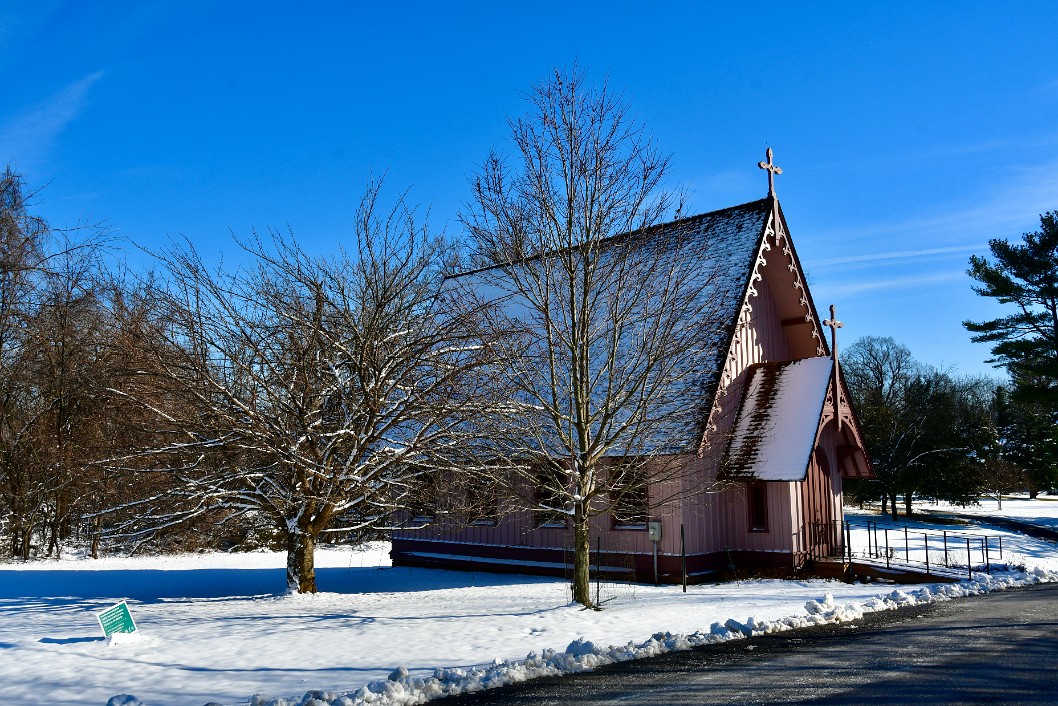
[406,472,440,523]
[748,481,769,532]
[467,480,499,526]
[534,461,567,528]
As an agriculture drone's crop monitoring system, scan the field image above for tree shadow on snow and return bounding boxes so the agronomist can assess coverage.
[0,564,559,602]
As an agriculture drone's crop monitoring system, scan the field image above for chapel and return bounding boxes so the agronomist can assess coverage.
[390,150,874,582]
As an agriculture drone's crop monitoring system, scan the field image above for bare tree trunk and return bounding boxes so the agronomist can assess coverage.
[572,500,593,609]
[90,516,100,560]
[286,529,317,594]
[47,520,58,557]
[903,492,913,517]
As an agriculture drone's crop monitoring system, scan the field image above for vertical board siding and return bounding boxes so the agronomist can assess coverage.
[798,426,845,559]
[394,459,679,557]
[706,482,794,557]
[690,267,799,558]
[752,277,793,362]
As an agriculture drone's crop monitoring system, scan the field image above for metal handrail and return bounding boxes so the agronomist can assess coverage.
[808,519,1006,579]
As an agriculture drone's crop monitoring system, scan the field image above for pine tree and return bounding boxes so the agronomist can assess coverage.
[965,212,1058,404]
[993,386,1058,497]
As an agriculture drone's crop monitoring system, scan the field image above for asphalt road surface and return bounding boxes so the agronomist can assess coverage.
[440,582,1058,705]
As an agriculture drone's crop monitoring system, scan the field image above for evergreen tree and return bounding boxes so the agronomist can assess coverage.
[965,212,1058,404]
[993,386,1058,497]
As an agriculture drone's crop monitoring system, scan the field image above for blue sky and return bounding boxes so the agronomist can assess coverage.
[2,1,1057,378]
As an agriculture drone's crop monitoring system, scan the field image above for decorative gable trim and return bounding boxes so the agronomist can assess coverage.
[701,200,825,447]
[770,208,825,357]
[817,373,875,479]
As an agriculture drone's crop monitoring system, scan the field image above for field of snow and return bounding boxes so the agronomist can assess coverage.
[3,501,1058,706]
[846,503,1058,573]
[920,493,1058,533]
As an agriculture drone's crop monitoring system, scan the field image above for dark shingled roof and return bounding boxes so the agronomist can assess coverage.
[661,199,775,439]
[444,198,775,453]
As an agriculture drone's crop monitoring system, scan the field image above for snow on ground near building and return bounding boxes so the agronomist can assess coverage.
[2,503,1057,706]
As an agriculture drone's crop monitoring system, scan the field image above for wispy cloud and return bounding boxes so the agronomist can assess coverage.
[1032,76,1058,98]
[801,133,1058,178]
[813,244,984,270]
[812,157,1058,249]
[0,71,105,168]
[817,271,966,297]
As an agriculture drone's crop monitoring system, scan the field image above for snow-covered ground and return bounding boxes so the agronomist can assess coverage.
[3,501,1058,706]
[920,493,1058,533]
[845,503,1058,573]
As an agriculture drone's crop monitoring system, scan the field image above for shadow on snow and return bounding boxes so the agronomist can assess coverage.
[0,564,558,601]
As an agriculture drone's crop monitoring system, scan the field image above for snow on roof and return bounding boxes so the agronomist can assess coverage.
[440,199,773,453]
[724,357,833,481]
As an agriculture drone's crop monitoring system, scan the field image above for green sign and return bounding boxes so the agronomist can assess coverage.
[97,601,137,637]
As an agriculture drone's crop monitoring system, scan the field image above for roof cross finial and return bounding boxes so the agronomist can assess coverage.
[823,304,844,431]
[823,304,843,361]
[758,147,782,198]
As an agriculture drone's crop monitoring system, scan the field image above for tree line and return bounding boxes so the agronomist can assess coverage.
[844,209,1058,516]
[841,335,1058,517]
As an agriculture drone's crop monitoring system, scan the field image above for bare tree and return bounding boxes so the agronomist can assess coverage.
[108,181,493,592]
[0,167,113,558]
[73,275,183,558]
[841,336,919,517]
[842,336,995,517]
[0,167,48,556]
[22,246,114,557]
[459,68,730,608]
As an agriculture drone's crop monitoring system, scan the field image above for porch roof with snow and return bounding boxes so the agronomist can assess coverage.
[723,358,833,481]
[723,357,874,481]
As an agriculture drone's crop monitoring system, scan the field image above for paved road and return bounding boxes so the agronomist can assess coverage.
[441,583,1058,705]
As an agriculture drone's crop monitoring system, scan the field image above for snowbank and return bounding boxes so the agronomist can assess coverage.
[5,529,1055,706]
[243,567,1058,706]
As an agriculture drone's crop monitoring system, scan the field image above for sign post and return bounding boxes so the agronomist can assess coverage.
[647,521,662,585]
[97,601,137,638]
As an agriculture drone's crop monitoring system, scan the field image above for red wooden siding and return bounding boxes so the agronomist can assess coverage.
[796,423,846,561]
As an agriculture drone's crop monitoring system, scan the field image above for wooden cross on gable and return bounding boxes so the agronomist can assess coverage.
[758,147,782,197]
[823,304,843,360]
[823,304,844,431]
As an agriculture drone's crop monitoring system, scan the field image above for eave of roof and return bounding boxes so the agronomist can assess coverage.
[446,198,773,283]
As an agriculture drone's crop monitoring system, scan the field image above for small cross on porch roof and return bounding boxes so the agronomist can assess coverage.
[823,304,844,431]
